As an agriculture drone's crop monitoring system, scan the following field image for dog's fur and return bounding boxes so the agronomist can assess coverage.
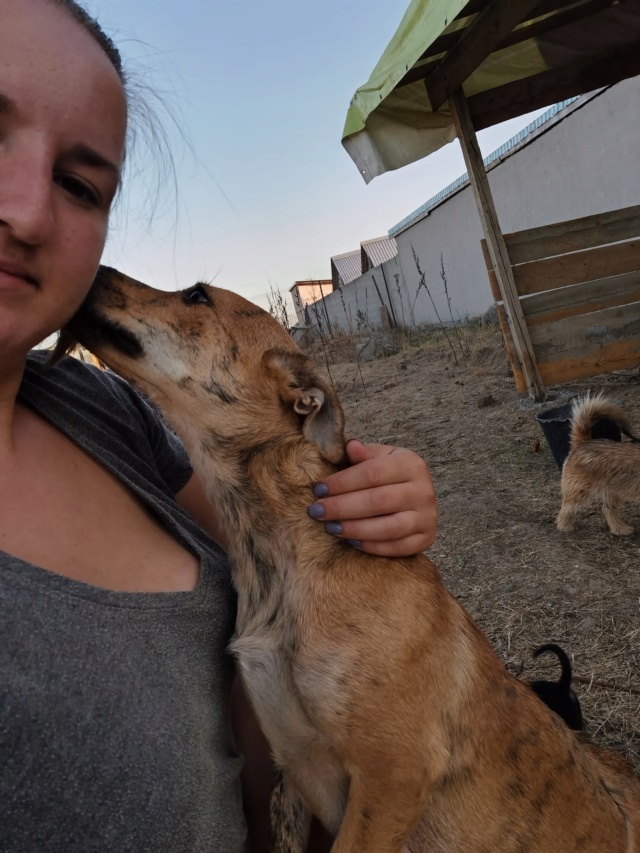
[556,394,640,535]
[528,644,584,732]
[64,267,640,852]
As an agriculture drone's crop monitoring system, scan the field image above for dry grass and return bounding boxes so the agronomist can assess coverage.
[306,325,640,771]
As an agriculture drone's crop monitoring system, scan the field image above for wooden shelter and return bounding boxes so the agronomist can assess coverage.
[342,0,640,399]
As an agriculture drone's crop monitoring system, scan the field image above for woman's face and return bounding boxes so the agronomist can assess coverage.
[0,0,127,360]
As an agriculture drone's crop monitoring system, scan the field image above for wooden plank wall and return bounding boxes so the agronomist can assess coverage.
[481,204,640,392]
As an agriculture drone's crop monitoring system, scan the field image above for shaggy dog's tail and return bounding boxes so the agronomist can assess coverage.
[570,393,638,450]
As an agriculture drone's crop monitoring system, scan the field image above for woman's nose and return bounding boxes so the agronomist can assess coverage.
[0,143,54,246]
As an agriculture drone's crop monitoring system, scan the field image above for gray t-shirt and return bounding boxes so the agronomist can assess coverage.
[0,353,247,852]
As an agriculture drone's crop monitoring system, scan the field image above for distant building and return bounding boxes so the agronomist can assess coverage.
[330,250,361,290]
[330,238,398,291]
[361,236,397,273]
[289,279,333,325]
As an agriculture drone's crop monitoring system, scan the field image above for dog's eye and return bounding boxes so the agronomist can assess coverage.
[183,285,210,306]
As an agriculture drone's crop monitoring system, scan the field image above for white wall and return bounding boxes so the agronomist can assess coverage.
[308,256,406,333]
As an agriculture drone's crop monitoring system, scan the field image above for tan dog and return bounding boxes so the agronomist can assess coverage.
[556,394,640,535]
[63,267,640,853]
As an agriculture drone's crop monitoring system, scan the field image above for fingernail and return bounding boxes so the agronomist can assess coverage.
[313,483,329,498]
[346,539,363,549]
[307,503,325,519]
[325,521,343,536]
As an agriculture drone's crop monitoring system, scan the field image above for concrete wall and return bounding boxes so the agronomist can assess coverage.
[307,256,406,334]
[313,76,640,333]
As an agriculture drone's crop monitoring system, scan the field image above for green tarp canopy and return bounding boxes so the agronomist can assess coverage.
[342,0,640,183]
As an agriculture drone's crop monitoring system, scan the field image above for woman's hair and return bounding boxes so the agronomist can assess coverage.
[46,0,180,220]
[43,0,183,358]
[50,0,125,81]
[47,0,184,263]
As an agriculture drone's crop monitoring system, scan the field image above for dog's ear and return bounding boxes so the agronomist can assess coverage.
[264,349,346,463]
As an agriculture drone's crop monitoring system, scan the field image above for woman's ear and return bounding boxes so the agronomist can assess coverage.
[263,349,346,464]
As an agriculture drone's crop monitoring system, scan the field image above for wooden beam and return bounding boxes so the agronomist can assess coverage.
[497,303,640,388]
[498,204,640,265]
[427,0,595,63]
[535,339,640,385]
[496,0,617,53]
[397,0,596,91]
[451,0,586,26]
[454,0,485,20]
[529,300,640,356]
[520,270,640,327]
[426,0,541,112]
[514,240,640,295]
[449,88,545,400]
[469,39,640,130]
[487,267,640,322]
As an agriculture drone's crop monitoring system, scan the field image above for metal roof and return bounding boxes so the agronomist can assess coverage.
[331,250,362,286]
[389,95,581,237]
[361,235,398,272]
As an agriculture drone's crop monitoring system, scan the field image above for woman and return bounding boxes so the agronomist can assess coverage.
[0,1,437,850]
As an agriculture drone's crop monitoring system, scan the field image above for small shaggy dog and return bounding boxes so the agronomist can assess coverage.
[556,394,640,535]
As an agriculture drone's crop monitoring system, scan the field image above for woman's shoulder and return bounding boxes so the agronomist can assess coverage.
[24,349,159,426]
[27,349,133,399]
[23,350,193,497]
[22,350,161,450]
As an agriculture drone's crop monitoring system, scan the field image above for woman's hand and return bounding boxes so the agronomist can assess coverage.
[307,439,437,557]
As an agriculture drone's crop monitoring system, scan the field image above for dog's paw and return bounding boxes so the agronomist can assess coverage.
[555,515,574,532]
[609,523,634,536]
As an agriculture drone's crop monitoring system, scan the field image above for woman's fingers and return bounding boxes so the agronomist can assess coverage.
[308,440,437,556]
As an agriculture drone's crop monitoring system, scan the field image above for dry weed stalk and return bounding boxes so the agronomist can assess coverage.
[266,282,292,330]
[411,245,459,364]
[393,272,408,330]
[291,287,305,327]
[440,253,469,357]
[309,299,335,388]
[355,287,374,333]
[337,284,367,395]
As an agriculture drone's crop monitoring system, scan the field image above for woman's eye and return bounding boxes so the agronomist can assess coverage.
[55,173,100,206]
[183,285,210,305]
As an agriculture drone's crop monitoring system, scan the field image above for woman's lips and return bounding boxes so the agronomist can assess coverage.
[0,262,37,291]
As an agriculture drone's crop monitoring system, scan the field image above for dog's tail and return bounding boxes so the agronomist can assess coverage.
[533,643,573,693]
[569,393,638,450]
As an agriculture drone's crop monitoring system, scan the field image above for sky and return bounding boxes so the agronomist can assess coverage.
[85,0,546,311]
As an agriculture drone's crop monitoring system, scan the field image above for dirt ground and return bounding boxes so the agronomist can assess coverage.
[307,323,640,772]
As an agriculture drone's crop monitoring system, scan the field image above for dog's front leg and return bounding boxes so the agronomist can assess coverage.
[270,768,312,853]
[330,771,426,853]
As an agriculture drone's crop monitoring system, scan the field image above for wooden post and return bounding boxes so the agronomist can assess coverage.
[449,88,545,401]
